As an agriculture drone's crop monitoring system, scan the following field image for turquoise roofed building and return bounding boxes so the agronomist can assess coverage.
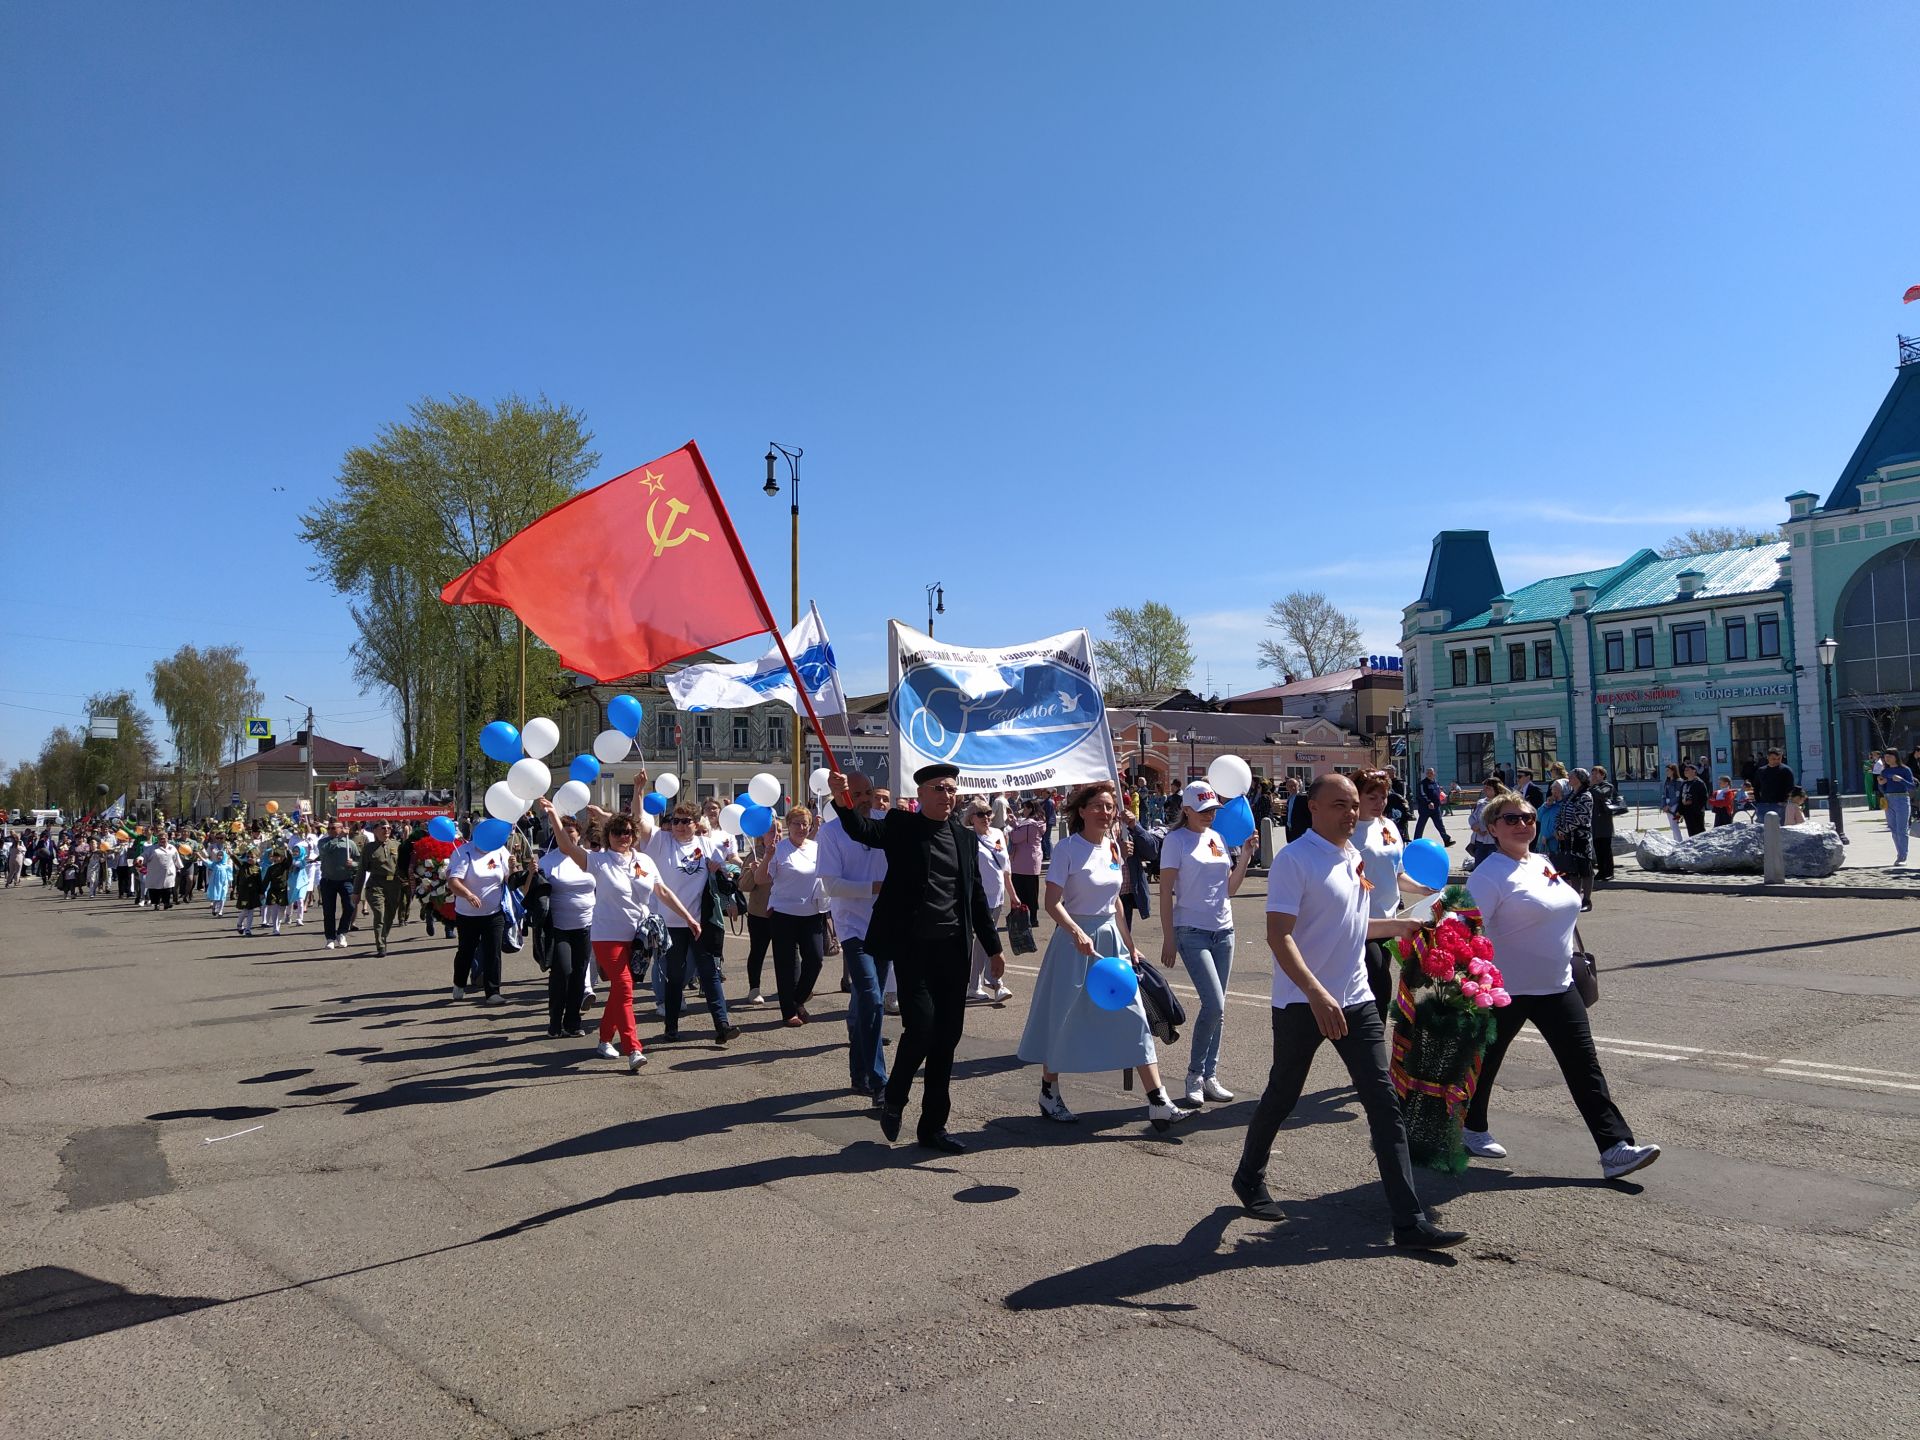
[1400,335,1920,802]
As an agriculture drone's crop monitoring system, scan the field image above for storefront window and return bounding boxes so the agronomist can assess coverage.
[1611,721,1659,782]
[1513,728,1557,777]
[1730,715,1785,777]
[1454,731,1494,784]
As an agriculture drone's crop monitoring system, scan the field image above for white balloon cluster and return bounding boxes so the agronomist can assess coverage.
[483,718,565,822]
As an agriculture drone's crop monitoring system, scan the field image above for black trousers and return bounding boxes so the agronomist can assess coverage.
[1592,825,1615,880]
[1680,806,1706,836]
[1464,985,1632,1153]
[770,910,826,1020]
[150,883,174,911]
[453,911,504,994]
[1414,806,1453,843]
[884,931,971,1139]
[1234,1002,1426,1228]
[744,912,773,993]
[545,925,590,1031]
[1010,872,1041,914]
[1363,940,1395,1028]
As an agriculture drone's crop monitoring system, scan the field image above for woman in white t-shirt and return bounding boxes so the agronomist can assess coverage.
[1156,780,1256,1107]
[1353,769,1435,1027]
[757,806,828,1026]
[636,797,738,1043]
[1462,793,1661,1181]
[965,800,1016,1003]
[447,832,512,1003]
[1016,780,1189,1133]
[530,804,596,1039]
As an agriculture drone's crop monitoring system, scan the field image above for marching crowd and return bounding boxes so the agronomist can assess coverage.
[2,740,1732,1250]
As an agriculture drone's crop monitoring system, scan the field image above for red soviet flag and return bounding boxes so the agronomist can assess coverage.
[440,441,775,682]
[1905,285,1920,304]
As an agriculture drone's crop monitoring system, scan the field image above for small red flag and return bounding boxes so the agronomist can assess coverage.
[441,442,774,682]
[1906,285,1920,304]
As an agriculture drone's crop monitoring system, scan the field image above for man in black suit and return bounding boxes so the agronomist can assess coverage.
[830,762,1004,1154]
[1280,778,1312,843]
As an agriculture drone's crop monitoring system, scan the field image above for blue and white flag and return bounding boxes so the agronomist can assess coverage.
[102,794,126,821]
[666,602,847,717]
[887,621,1119,794]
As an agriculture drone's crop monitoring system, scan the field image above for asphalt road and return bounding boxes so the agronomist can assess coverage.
[2,875,1917,1439]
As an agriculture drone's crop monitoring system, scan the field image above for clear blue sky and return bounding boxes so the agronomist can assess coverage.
[3,2,1914,768]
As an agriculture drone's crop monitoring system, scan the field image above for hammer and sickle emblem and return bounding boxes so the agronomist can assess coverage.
[646,496,710,558]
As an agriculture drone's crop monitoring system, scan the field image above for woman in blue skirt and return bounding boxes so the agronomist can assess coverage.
[1017,779,1189,1133]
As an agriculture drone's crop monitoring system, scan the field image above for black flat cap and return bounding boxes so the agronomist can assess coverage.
[913,763,961,785]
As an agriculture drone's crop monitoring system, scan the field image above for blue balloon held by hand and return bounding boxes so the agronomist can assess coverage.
[472,817,512,851]
[1086,955,1139,1011]
[1211,794,1256,850]
[479,721,521,764]
[642,792,669,816]
[1401,837,1450,891]
[569,754,602,785]
[427,815,458,842]
[740,804,773,837]
[606,694,643,738]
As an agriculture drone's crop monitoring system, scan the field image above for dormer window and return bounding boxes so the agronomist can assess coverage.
[1488,595,1513,622]
[1570,584,1596,612]
[1676,569,1704,597]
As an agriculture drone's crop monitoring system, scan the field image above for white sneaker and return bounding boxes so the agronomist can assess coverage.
[743,991,764,1007]
[1201,1077,1234,1102]
[991,981,1014,1002]
[483,992,505,1006]
[596,1041,621,1059]
[627,1050,648,1073]
[1463,1128,1508,1159]
[325,938,337,950]
[1181,1078,1206,1106]
[1038,1084,1077,1123]
[1601,1141,1661,1179]
[970,985,993,1001]
[450,986,466,1000]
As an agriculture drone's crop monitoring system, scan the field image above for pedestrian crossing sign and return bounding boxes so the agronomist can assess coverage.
[245,717,274,740]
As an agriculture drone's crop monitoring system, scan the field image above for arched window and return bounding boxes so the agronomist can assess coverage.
[1837,539,1920,698]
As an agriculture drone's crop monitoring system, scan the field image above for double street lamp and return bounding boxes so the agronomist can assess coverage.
[1816,635,1845,836]
[926,582,945,636]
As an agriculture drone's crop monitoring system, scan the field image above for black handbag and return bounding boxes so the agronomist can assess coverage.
[1571,925,1599,1008]
[1006,904,1038,955]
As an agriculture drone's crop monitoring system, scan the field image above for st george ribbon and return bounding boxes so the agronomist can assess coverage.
[886,621,1119,794]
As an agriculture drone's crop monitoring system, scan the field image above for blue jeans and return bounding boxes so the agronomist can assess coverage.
[843,936,889,1095]
[1175,925,1233,1081]
[1754,801,1787,826]
[662,928,730,1035]
[1886,794,1911,863]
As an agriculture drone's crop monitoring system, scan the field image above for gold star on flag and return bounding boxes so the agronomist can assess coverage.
[639,468,666,495]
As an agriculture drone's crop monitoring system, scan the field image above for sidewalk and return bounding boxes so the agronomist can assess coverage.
[1606,802,1916,898]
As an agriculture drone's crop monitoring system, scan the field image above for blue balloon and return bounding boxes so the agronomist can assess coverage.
[568,754,601,785]
[479,720,521,764]
[606,694,643,738]
[734,792,754,807]
[1211,795,1256,850]
[1402,837,1450,891]
[642,792,669,816]
[427,815,458,842]
[740,804,774,837]
[472,817,512,851]
[1086,955,1139,1011]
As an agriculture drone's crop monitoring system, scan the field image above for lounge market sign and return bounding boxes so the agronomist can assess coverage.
[1597,681,1792,714]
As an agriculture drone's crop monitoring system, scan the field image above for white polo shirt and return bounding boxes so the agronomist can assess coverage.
[815,814,887,941]
[1465,850,1578,995]
[1264,828,1371,1010]
[448,843,509,917]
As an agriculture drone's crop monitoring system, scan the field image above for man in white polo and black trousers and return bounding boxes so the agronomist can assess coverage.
[1231,772,1469,1251]
[829,762,1004,1154]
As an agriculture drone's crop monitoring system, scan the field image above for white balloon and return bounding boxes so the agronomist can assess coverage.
[485,781,528,821]
[718,802,745,836]
[747,772,783,808]
[506,757,552,801]
[521,716,560,759]
[653,772,681,799]
[1207,754,1253,800]
[809,767,833,797]
[551,779,591,817]
[592,728,631,765]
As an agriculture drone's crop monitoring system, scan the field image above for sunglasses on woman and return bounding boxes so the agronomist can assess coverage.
[1496,814,1537,828]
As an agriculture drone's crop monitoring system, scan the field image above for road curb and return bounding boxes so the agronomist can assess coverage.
[1589,877,1919,901]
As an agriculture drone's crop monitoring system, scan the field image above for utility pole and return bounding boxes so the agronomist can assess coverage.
[286,694,316,817]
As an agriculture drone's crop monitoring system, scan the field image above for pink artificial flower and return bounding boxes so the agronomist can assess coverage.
[1466,958,1490,978]
[1491,989,1511,1007]
[1474,992,1495,1008]
[1460,979,1481,997]
[1485,966,1503,988]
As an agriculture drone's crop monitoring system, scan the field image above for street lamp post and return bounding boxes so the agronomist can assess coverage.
[284,694,316,817]
[765,443,804,804]
[1182,727,1199,781]
[1137,722,1149,787]
[1817,636,1845,836]
[926,582,945,636]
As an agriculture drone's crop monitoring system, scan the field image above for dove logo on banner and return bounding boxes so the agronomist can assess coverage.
[887,621,1119,793]
[666,602,848,717]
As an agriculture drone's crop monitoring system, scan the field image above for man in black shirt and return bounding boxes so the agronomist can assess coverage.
[1677,763,1710,836]
[1752,749,1794,827]
[830,762,1003,1154]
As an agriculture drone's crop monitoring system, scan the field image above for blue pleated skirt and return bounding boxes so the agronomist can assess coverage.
[1015,910,1158,1073]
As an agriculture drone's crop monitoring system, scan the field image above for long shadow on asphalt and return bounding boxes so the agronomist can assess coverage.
[1610,923,1920,971]
[0,1265,219,1359]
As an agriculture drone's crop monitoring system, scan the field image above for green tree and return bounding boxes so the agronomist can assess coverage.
[1659,525,1779,557]
[149,644,263,813]
[1258,590,1365,678]
[1095,601,1196,700]
[3,760,45,814]
[84,690,160,814]
[300,394,599,798]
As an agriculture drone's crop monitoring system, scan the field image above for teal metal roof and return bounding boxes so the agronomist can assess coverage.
[1588,541,1788,614]
[1825,359,1920,510]
[1446,566,1619,631]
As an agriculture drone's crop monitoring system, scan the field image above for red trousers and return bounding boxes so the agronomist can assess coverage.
[593,940,640,1055]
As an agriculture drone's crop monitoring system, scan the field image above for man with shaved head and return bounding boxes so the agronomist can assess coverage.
[1231,773,1467,1250]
